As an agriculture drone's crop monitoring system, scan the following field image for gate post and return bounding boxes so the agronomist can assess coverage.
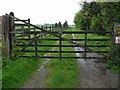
[0,15,14,59]
[59,31,62,60]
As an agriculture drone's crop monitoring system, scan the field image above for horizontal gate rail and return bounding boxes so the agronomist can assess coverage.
[16,44,109,47]
[16,50,109,53]
[19,56,108,59]
[15,38,110,41]
[11,31,111,34]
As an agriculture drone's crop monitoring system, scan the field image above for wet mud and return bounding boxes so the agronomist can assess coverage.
[72,34,118,88]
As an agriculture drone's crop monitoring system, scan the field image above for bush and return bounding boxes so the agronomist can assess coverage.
[107,45,120,73]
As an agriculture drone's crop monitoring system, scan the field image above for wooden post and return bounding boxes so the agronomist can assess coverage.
[59,31,62,60]
[21,25,24,38]
[84,32,87,60]
[0,15,14,58]
[28,18,30,38]
[34,33,38,59]
[9,14,14,58]
[0,16,2,57]
[50,26,51,31]
[110,31,114,60]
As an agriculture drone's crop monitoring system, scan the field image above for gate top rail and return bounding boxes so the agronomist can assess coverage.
[10,31,112,34]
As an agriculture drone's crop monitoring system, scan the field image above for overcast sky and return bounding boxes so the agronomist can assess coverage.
[0,0,84,25]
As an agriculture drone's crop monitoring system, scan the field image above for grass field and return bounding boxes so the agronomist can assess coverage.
[2,34,57,88]
[2,29,79,88]
[44,34,79,88]
[71,28,110,56]
[2,27,112,88]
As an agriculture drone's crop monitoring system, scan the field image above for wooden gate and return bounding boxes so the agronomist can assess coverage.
[1,14,112,60]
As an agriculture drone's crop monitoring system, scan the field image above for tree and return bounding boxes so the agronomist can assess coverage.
[74,1,120,34]
[63,20,68,28]
[58,21,62,28]
[55,23,58,27]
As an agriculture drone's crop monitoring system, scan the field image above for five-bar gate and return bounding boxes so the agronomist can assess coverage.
[1,14,112,60]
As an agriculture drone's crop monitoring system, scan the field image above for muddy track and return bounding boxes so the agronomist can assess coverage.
[76,46,118,88]
[21,34,118,88]
[21,41,58,88]
[72,34,118,88]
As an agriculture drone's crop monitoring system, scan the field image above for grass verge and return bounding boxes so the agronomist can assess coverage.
[2,58,41,88]
[2,35,57,88]
[44,34,79,88]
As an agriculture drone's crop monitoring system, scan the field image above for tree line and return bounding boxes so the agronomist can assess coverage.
[74,1,120,35]
[55,20,68,28]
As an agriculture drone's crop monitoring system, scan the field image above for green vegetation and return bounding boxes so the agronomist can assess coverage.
[2,58,41,88]
[13,35,57,57]
[2,30,79,88]
[74,1,120,73]
[2,35,57,88]
[44,34,79,88]
[45,59,78,88]
[107,45,120,73]
[74,2,120,34]
[0,57,2,89]
[72,28,110,56]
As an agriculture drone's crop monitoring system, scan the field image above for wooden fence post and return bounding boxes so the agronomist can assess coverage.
[28,18,30,38]
[0,16,2,57]
[84,32,87,60]
[0,15,14,58]
[59,31,62,60]
[34,33,38,59]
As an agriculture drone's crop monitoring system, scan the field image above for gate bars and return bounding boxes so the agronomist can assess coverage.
[1,14,111,60]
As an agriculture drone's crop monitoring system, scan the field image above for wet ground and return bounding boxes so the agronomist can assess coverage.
[75,46,118,88]
[21,34,119,88]
[72,34,118,88]
[21,58,49,88]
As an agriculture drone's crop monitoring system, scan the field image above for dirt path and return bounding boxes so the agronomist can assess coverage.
[72,34,118,88]
[21,34,118,88]
[76,47,118,88]
[21,57,49,88]
[21,41,59,88]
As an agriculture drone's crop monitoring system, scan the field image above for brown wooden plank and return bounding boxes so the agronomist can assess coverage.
[16,44,109,47]
[16,50,109,53]
[15,23,30,26]
[16,44,78,47]
[15,38,86,41]
[11,31,111,34]
[19,56,108,59]
[34,33,38,57]
[87,39,110,41]
[87,45,109,47]
[15,28,35,31]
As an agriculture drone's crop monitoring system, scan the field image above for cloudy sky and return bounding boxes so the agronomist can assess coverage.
[0,0,84,25]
